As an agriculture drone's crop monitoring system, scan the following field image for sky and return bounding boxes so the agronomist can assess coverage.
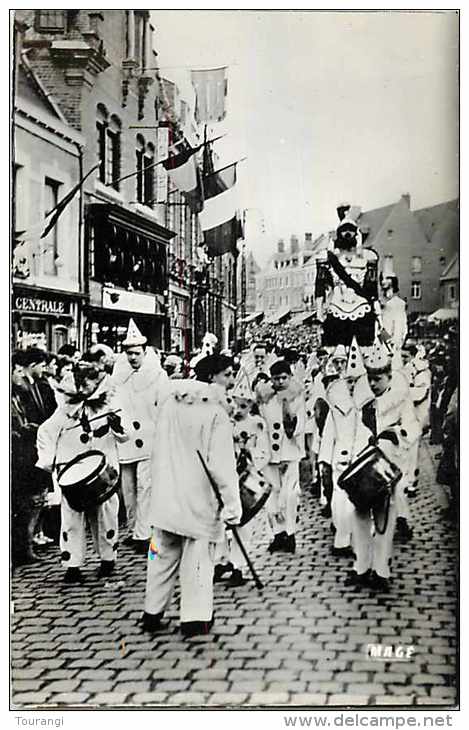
[150,10,459,267]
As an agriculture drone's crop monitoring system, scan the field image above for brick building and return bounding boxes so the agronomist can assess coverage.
[13,9,238,354]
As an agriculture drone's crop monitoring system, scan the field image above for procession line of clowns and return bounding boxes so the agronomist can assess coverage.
[23,316,433,637]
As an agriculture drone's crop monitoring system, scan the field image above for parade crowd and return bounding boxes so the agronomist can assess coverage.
[11,205,459,639]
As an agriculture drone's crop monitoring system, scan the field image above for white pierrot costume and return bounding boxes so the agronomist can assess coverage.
[112,327,169,464]
[36,373,131,569]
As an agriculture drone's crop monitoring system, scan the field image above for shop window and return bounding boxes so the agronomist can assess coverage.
[411,281,422,300]
[35,11,66,31]
[43,178,60,276]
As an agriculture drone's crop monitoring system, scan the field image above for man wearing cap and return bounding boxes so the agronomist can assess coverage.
[257,360,305,554]
[112,320,169,554]
[346,341,420,592]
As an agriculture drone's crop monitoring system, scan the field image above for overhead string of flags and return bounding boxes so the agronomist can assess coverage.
[14,65,244,261]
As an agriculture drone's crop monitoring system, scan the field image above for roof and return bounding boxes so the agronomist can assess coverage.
[17,64,60,119]
[414,199,459,242]
[358,203,395,244]
[440,253,459,282]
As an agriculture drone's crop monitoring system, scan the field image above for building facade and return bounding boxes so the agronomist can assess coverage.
[12,19,85,352]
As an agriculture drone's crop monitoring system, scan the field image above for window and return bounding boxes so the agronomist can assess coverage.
[387,229,394,238]
[136,135,145,203]
[384,254,394,273]
[411,256,422,274]
[440,256,446,267]
[143,143,155,206]
[36,11,65,31]
[43,178,60,276]
[449,284,456,301]
[411,281,421,299]
[96,106,121,191]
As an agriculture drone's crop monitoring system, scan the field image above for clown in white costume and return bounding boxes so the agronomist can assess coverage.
[222,368,270,586]
[380,271,408,370]
[402,343,430,500]
[36,361,131,583]
[142,379,242,636]
[345,340,420,592]
[112,319,169,551]
[256,360,305,554]
[319,339,370,556]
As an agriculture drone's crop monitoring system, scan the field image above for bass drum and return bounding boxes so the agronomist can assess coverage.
[58,450,119,513]
[237,466,273,527]
[337,445,402,514]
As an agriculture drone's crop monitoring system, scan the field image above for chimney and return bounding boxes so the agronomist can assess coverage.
[402,193,411,208]
[277,239,285,253]
[290,235,299,254]
[304,232,313,249]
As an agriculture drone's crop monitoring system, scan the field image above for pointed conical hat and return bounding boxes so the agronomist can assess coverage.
[364,338,391,372]
[332,344,347,361]
[122,318,147,346]
[232,367,254,400]
[345,337,367,379]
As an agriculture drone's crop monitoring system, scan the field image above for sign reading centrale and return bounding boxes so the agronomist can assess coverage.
[14,293,71,315]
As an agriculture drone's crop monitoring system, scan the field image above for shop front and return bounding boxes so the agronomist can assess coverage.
[12,285,82,352]
[85,202,175,352]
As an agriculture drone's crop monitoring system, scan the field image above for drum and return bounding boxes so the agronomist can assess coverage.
[57,450,119,512]
[237,466,273,527]
[337,445,402,513]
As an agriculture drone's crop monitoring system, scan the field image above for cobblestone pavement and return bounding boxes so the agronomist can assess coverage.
[11,438,457,709]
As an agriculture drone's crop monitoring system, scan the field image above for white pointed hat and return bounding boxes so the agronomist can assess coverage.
[232,367,254,400]
[364,338,392,373]
[332,344,347,361]
[122,318,147,347]
[345,337,367,379]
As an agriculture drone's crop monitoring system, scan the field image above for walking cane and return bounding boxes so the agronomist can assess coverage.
[196,450,264,592]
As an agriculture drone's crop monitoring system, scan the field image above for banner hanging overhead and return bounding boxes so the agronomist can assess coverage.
[191,67,228,124]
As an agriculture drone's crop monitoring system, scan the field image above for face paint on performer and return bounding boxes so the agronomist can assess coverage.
[125,345,145,371]
[233,397,252,421]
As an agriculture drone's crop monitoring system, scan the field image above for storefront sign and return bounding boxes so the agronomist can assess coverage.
[14,294,71,315]
[102,287,156,315]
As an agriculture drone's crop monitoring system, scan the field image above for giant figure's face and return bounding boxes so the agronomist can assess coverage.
[335,221,359,251]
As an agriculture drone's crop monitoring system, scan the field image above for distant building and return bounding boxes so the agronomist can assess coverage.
[256,234,316,319]
[359,194,459,316]
[245,251,261,313]
[440,254,459,311]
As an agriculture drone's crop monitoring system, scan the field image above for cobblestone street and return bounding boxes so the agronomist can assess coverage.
[11,439,457,710]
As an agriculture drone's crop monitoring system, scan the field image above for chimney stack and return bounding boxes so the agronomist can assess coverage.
[277,238,285,253]
[304,232,313,249]
[290,235,299,254]
[402,193,411,208]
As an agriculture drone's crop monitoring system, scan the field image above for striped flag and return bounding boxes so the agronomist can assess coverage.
[162,139,200,193]
[199,162,240,257]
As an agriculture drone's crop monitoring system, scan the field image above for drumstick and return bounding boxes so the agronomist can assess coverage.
[65,409,122,431]
[196,450,264,592]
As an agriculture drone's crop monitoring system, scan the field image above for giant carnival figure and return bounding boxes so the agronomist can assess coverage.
[315,204,380,347]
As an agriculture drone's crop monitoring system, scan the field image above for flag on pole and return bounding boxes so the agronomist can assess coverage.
[40,163,99,239]
[199,161,240,257]
[162,139,200,193]
[191,67,228,124]
[203,162,237,200]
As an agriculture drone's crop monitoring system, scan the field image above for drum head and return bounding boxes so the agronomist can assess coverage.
[58,451,105,488]
[338,446,376,484]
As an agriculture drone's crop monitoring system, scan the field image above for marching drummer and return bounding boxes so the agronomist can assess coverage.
[346,340,420,593]
[36,358,131,584]
[256,360,306,555]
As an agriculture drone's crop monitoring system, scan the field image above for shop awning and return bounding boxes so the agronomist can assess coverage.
[427,308,459,323]
[264,307,291,325]
[289,310,317,326]
[241,311,264,324]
